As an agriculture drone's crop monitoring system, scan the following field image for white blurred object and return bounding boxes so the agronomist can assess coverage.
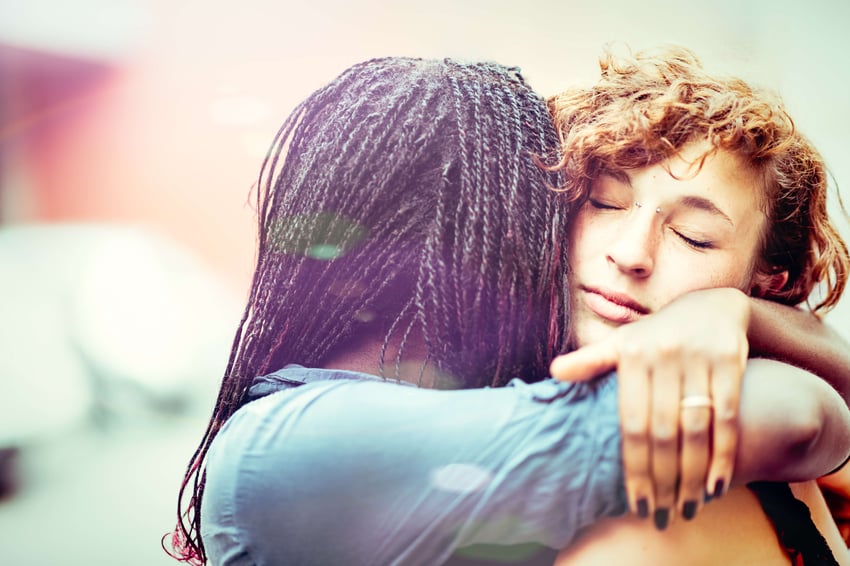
[0,0,148,61]
[0,223,242,446]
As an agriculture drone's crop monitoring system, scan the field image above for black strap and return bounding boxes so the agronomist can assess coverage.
[748,481,839,566]
[826,451,850,477]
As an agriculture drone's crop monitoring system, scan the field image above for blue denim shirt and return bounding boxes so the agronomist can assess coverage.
[201,366,627,566]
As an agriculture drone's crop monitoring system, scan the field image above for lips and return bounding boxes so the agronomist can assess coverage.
[581,287,649,324]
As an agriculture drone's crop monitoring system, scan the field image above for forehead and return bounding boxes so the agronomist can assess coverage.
[611,146,767,213]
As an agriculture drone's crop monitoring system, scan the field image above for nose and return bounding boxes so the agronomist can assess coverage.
[605,211,656,277]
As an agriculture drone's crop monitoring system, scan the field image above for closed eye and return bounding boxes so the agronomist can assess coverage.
[588,198,622,211]
[674,230,714,250]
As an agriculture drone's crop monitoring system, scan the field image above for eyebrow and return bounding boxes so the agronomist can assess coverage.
[679,195,734,226]
[604,171,735,226]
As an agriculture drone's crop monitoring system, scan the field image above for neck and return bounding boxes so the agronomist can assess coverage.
[320,329,441,388]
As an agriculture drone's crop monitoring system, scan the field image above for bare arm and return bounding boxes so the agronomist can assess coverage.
[734,358,850,485]
[747,296,850,404]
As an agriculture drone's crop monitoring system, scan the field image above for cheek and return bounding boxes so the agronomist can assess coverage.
[705,238,763,292]
[668,256,756,297]
[567,211,602,268]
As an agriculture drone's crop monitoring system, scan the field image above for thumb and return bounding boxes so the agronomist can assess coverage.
[549,340,618,382]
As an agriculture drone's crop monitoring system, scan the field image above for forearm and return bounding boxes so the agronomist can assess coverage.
[747,296,850,404]
[733,359,850,486]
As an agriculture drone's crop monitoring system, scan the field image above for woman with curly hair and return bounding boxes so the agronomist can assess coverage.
[549,45,850,565]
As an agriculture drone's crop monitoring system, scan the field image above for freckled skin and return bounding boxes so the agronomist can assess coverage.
[568,145,767,349]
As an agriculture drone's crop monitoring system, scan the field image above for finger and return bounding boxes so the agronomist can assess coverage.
[619,352,653,520]
[677,360,712,521]
[649,357,681,530]
[550,340,618,383]
[706,358,744,499]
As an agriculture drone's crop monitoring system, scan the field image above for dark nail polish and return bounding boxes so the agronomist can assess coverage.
[636,498,649,518]
[654,508,670,530]
[713,479,725,498]
[682,500,697,520]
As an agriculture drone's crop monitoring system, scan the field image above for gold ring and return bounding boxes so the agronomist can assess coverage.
[680,395,713,409]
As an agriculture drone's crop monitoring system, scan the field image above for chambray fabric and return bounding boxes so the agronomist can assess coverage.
[201,366,626,566]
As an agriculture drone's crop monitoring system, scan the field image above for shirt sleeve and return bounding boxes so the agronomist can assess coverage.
[201,375,627,566]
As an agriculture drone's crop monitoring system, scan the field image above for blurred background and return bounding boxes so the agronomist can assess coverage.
[0,0,848,564]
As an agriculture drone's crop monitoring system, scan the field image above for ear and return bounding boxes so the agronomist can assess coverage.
[750,269,789,299]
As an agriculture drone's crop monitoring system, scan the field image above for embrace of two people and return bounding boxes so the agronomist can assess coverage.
[167,47,850,565]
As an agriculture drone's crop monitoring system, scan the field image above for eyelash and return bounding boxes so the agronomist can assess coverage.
[588,199,621,210]
[674,231,714,250]
[588,199,714,250]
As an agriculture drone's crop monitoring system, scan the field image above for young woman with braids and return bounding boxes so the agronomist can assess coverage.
[167,55,850,565]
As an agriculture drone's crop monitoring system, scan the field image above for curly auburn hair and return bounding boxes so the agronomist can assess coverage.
[548,44,849,312]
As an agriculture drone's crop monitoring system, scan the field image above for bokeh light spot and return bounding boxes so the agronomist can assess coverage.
[354,309,376,322]
[269,212,369,260]
[307,244,343,260]
[430,463,492,494]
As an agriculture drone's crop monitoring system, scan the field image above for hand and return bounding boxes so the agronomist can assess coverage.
[550,288,751,527]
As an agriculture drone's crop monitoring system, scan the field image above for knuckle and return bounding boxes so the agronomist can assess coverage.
[623,426,648,445]
[654,339,681,359]
[656,487,676,501]
[682,422,710,444]
[651,425,678,446]
[621,410,647,435]
[679,472,706,492]
[714,405,739,426]
[653,477,677,500]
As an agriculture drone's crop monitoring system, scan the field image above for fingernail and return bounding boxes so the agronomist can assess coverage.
[682,500,697,520]
[636,498,649,518]
[654,508,669,530]
[713,479,725,498]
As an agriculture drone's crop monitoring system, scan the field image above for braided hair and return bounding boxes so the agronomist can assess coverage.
[168,57,570,563]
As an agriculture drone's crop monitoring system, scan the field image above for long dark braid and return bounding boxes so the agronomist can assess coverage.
[167,57,570,564]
